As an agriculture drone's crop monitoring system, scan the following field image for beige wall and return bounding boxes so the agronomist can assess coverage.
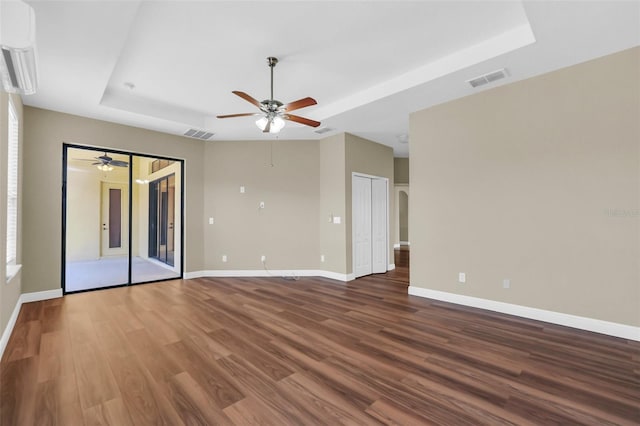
[394,157,409,184]
[0,93,23,337]
[20,106,393,295]
[319,134,347,273]
[345,133,395,273]
[202,140,320,270]
[65,167,101,260]
[398,189,409,242]
[22,107,205,293]
[410,47,640,326]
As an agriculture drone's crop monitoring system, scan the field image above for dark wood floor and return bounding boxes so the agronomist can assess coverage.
[1,249,638,425]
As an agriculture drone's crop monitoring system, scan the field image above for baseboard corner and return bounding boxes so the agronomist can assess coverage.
[1,288,62,360]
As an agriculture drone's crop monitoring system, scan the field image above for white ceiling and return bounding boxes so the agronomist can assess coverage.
[19,1,640,157]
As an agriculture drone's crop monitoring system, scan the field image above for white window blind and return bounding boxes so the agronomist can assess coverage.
[7,99,18,264]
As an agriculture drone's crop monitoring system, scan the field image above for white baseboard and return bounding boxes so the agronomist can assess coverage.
[185,269,354,282]
[400,241,410,246]
[21,289,63,303]
[388,264,396,271]
[0,297,23,361]
[408,286,640,341]
[393,243,400,249]
[0,288,63,360]
[321,270,354,282]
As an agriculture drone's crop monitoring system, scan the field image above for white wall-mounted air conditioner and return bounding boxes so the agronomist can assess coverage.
[0,0,38,95]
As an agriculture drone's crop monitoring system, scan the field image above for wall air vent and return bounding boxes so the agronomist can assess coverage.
[466,68,509,88]
[314,127,333,134]
[184,129,214,140]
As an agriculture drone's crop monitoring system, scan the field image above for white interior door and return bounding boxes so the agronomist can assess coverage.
[101,182,129,257]
[371,178,387,274]
[353,175,372,278]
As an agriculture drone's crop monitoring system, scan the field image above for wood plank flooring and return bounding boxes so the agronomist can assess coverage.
[1,249,639,425]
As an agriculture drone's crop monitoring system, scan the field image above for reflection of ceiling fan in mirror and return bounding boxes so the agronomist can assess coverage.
[76,152,129,171]
[217,57,320,133]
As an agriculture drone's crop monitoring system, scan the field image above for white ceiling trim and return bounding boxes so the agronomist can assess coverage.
[100,87,206,129]
[312,23,536,121]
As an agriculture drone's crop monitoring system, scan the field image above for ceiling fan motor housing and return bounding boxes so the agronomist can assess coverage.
[262,99,283,113]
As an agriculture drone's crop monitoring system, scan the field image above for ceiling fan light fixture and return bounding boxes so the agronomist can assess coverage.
[97,164,113,172]
[256,116,285,133]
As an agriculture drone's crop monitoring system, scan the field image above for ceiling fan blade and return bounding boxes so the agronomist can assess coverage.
[263,118,272,133]
[217,113,261,119]
[91,162,101,165]
[109,160,129,167]
[232,91,262,109]
[283,114,321,128]
[282,97,317,112]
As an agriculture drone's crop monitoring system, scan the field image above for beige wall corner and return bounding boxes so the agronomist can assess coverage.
[202,139,320,271]
[345,133,395,274]
[22,107,206,293]
[319,134,347,274]
[394,157,409,184]
[410,47,640,327]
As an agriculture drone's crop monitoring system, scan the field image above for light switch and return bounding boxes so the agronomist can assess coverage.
[332,216,341,224]
[240,186,245,193]
[222,255,227,262]
[458,272,466,283]
[208,217,214,225]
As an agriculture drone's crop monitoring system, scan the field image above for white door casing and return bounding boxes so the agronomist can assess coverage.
[371,178,387,274]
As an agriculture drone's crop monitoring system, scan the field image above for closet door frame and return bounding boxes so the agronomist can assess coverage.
[351,172,389,279]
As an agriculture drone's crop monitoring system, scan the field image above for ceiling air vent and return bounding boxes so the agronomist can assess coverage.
[314,127,333,134]
[184,129,214,140]
[466,68,509,88]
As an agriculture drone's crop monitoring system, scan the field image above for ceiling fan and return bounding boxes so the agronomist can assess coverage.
[217,57,321,133]
[77,152,128,171]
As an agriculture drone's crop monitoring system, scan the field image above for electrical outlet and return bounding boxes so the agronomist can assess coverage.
[261,255,266,262]
[259,201,265,209]
[503,279,510,289]
[458,272,466,283]
[222,255,227,262]
[320,255,325,262]
[208,217,214,225]
[240,186,245,193]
